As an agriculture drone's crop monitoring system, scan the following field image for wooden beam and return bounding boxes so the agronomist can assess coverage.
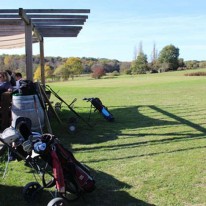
[38,25,82,29]
[0,15,20,19]
[27,14,88,19]
[0,19,23,25]
[38,30,80,37]
[0,8,90,14]
[41,33,78,37]
[24,9,90,13]
[0,9,18,13]
[32,18,86,25]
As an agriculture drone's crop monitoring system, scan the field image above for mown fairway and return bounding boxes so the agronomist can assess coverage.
[0,69,206,206]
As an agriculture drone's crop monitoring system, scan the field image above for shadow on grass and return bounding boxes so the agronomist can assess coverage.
[73,169,156,206]
[1,104,205,206]
[71,105,206,153]
[82,145,206,164]
[0,184,51,206]
[43,104,206,205]
[150,105,206,133]
[67,104,206,162]
[0,169,156,206]
[63,105,206,146]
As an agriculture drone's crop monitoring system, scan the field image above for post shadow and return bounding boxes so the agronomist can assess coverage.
[67,104,206,146]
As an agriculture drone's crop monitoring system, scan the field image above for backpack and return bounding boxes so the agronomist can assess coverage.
[19,80,37,95]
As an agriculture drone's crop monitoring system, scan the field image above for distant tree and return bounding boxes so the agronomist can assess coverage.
[185,60,199,69]
[158,44,179,71]
[159,62,172,72]
[103,60,120,73]
[150,43,159,72]
[151,43,158,62]
[34,64,53,81]
[120,62,131,74]
[82,57,98,73]
[53,64,69,81]
[4,55,12,66]
[16,55,26,74]
[65,57,83,79]
[33,66,41,81]
[199,61,206,68]
[45,64,53,79]
[3,55,17,71]
[131,51,148,74]
[0,56,4,69]
[91,64,105,79]
[178,58,185,69]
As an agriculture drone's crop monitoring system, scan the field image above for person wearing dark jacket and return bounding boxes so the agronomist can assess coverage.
[0,71,13,130]
[5,69,16,87]
[0,71,12,95]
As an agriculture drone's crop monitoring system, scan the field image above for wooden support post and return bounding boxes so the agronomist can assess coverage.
[25,22,33,81]
[40,39,45,86]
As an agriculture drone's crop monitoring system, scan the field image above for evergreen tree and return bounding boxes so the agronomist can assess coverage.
[131,52,148,74]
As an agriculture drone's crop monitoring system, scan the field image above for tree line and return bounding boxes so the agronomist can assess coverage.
[0,44,206,81]
[130,43,206,74]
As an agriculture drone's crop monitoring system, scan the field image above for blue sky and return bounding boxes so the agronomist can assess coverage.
[1,0,206,61]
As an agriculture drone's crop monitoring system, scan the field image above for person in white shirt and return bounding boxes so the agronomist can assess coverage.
[13,72,22,92]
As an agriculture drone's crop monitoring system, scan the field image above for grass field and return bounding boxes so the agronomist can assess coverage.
[0,69,206,206]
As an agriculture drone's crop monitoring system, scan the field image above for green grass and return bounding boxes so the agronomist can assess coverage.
[0,69,206,206]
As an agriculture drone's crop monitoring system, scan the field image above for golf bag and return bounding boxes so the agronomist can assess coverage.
[84,97,114,122]
[39,133,95,194]
[0,120,95,204]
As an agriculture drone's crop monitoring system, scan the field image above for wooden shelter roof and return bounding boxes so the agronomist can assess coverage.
[0,8,90,49]
[0,8,90,82]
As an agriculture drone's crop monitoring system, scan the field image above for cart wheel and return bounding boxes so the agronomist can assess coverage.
[47,197,67,206]
[22,182,42,202]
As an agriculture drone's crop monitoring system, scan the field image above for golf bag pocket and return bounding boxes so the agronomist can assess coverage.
[75,164,95,192]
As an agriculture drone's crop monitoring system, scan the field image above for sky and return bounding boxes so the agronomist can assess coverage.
[1,0,206,62]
